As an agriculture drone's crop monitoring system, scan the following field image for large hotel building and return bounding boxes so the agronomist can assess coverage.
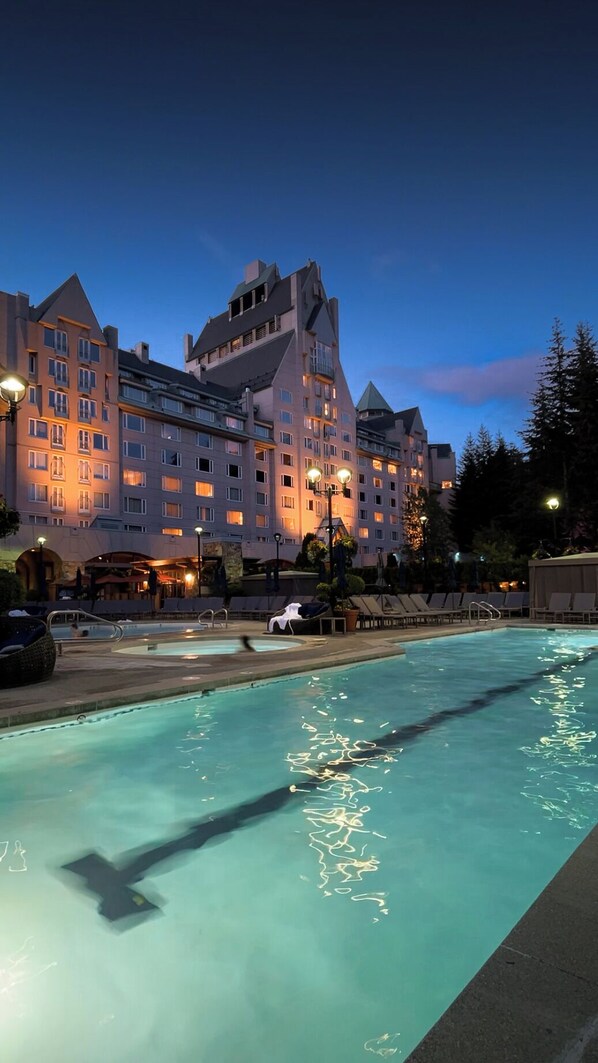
[0,259,455,594]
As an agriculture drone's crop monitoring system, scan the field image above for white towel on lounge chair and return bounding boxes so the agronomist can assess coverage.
[268,602,303,633]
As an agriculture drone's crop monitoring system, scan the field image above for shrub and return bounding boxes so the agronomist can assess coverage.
[0,570,25,613]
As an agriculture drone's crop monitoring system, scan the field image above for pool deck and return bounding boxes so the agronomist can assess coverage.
[3,617,598,1061]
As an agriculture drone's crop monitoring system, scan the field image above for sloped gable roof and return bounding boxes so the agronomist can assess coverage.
[201,330,295,396]
[32,274,106,344]
[304,301,337,344]
[356,381,393,414]
[119,349,231,399]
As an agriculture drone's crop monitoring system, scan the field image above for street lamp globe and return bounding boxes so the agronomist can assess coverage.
[336,467,352,487]
[546,497,560,512]
[0,371,27,423]
[306,465,322,486]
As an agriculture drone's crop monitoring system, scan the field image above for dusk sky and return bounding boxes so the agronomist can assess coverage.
[3,0,598,458]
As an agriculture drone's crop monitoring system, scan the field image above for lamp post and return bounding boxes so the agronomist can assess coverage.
[546,496,560,544]
[306,465,352,581]
[37,535,47,597]
[273,532,281,592]
[419,514,429,591]
[194,525,203,596]
[0,372,27,423]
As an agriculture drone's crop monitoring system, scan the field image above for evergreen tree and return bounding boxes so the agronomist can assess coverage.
[0,495,19,540]
[568,322,598,542]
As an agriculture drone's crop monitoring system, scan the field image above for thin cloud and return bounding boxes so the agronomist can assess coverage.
[371,353,543,405]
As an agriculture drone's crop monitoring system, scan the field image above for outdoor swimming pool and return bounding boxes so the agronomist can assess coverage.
[2,627,598,1062]
[50,620,206,640]
[116,636,302,655]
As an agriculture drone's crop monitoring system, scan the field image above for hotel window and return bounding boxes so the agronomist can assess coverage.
[225,440,242,455]
[225,415,243,430]
[55,330,68,354]
[102,405,110,423]
[49,359,69,384]
[79,519,90,528]
[78,338,91,361]
[342,450,351,461]
[78,398,97,421]
[94,492,110,509]
[195,482,214,497]
[122,441,146,459]
[372,459,383,470]
[256,513,269,528]
[195,457,213,474]
[162,475,182,492]
[50,455,65,479]
[390,497,396,508]
[50,487,65,510]
[256,491,268,506]
[226,463,242,478]
[359,528,369,538]
[49,391,69,416]
[161,423,181,441]
[280,516,295,531]
[78,430,90,452]
[442,480,454,489]
[124,524,146,533]
[342,432,352,444]
[196,407,216,423]
[79,460,91,482]
[162,527,183,536]
[375,494,382,505]
[359,491,366,502]
[28,418,47,439]
[93,463,110,480]
[124,497,147,515]
[279,432,293,445]
[161,397,183,414]
[27,483,48,502]
[388,463,397,475]
[123,413,145,432]
[281,495,294,509]
[226,486,243,502]
[27,514,48,525]
[52,517,64,526]
[373,477,382,489]
[78,491,91,513]
[255,447,267,462]
[281,474,294,488]
[121,384,148,403]
[162,501,182,518]
[197,506,214,522]
[93,434,109,451]
[280,388,293,403]
[389,482,396,491]
[231,336,242,352]
[390,514,399,525]
[255,325,266,340]
[28,386,38,405]
[226,510,243,525]
[280,410,293,424]
[243,331,253,346]
[255,469,267,483]
[359,509,368,520]
[374,512,383,523]
[281,453,293,467]
[391,531,399,541]
[78,368,96,391]
[161,449,181,466]
[196,431,213,449]
[28,450,48,470]
[123,468,146,486]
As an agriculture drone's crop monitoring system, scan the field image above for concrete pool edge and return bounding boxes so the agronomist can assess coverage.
[405,822,598,1062]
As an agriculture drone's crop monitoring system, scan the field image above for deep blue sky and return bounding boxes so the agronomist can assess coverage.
[3,0,598,458]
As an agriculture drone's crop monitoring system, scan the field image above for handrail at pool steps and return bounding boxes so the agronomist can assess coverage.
[467,600,502,624]
[46,609,124,654]
[198,607,228,629]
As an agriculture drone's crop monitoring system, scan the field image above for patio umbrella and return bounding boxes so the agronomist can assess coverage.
[333,541,347,601]
[446,555,458,609]
[148,569,158,596]
[89,570,97,602]
[375,550,386,597]
[398,560,408,593]
[214,562,228,597]
[469,560,479,592]
[75,567,83,597]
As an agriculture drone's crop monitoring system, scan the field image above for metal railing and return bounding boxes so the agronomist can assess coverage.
[198,607,228,629]
[468,601,502,624]
[46,609,124,654]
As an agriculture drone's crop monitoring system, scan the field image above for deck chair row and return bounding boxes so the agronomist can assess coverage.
[533,592,598,623]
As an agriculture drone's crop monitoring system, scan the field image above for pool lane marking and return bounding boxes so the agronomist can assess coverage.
[60,649,596,926]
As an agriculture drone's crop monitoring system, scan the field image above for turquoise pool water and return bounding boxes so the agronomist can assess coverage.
[3,628,598,1062]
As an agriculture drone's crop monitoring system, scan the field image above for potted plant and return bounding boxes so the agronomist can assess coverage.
[316,573,365,632]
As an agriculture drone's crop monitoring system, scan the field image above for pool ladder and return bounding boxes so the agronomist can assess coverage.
[46,609,124,655]
[198,607,229,629]
[468,601,502,625]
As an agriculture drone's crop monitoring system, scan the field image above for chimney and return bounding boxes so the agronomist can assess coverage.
[244,259,266,284]
[134,341,149,362]
[103,324,118,350]
[183,333,194,360]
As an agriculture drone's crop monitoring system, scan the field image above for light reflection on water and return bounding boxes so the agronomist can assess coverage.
[287,677,395,917]
[521,645,598,828]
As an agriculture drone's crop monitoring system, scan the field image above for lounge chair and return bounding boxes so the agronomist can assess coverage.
[0,617,56,687]
[534,593,572,622]
[502,592,526,617]
[268,601,330,635]
[568,593,597,623]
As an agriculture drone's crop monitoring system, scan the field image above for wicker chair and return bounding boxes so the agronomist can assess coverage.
[0,617,57,687]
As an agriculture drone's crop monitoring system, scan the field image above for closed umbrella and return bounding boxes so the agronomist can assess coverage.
[398,560,408,593]
[75,567,83,598]
[148,569,158,596]
[375,550,386,597]
[446,555,458,609]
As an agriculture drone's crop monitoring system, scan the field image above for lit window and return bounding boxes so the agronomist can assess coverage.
[225,440,242,455]
[51,455,65,479]
[123,469,146,486]
[195,482,214,497]
[373,477,382,489]
[359,528,369,538]
[372,459,382,470]
[442,480,453,489]
[256,514,269,528]
[162,476,182,492]
[281,495,295,509]
[79,461,91,482]
[162,527,183,536]
[162,501,182,518]
[374,512,383,523]
[388,463,397,475]
[226,510,243,525]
